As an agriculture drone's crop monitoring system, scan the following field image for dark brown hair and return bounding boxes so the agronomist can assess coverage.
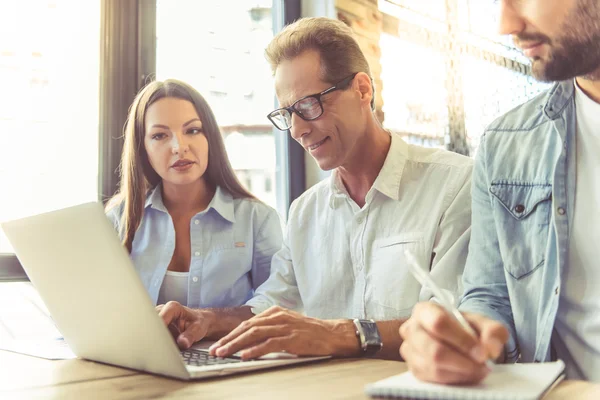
[107,79,255,252]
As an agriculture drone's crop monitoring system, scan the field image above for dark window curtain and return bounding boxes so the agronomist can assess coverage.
[99,0,156,202]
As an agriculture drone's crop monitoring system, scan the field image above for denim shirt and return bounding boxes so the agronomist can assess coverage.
[459,80,576,363]
[106,185,283,309]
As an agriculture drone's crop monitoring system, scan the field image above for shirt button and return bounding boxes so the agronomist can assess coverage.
[557,207,566,215]
[514,204,525,214]
[192,276,199,283]
[194,251,200,257]
[194,219,200,225]
[555,286,559,295]
[356,216,363,224]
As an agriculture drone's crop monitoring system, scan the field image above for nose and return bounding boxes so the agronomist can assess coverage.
[171,132,189,155]
[498,0,526,36]
[288,112,311,142]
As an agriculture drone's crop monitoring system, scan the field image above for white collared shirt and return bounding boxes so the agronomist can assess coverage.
[247,133,473,320]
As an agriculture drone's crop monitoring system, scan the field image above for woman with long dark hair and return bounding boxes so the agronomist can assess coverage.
[106,79,282,316]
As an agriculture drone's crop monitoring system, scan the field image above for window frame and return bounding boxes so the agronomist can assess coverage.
[275,0,305,216]
[0,0,304,280]
[379,0,535,155]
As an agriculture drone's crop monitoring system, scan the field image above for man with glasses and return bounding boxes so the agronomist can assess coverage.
[266,72,358,132]
[399,0,600,384]
[157,17,473,361]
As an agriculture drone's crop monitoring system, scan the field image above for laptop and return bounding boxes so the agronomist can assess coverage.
[1,202,329,380]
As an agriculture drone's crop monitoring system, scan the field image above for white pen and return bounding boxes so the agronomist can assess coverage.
[404,250,495,369]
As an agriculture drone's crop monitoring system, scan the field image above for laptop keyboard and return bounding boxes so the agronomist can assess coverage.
[181,348,243,366]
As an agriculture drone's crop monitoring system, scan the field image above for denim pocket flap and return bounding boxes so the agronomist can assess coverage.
[489,183,552,221]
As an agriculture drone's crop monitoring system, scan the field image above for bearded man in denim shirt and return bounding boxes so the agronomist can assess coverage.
[399,0,600,384]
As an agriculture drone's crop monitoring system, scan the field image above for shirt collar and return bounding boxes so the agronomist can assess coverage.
[543,80,575,121]
[145,184,236,223]
[328,170,349,209]
[328,132,407,208]
[207,186,236,223]
[371,132,407,201]
[145,184,166,211]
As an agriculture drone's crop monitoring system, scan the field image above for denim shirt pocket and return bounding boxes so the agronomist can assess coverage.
[489,182,552,280]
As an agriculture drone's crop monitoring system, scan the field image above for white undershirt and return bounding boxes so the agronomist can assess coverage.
[554,79,600,382]
[157,270,189,307]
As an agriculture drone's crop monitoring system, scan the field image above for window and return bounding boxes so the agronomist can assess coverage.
[155,0,281,211]
[0,0,300,280]
[379,0,550,154]
[0,1,101,255]
[462,56,549,152]
[380,34,448,148]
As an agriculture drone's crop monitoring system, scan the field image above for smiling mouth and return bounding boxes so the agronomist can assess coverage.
[308,138,328,151]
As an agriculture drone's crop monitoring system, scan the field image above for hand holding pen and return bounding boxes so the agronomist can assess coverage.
[398,250,510,385]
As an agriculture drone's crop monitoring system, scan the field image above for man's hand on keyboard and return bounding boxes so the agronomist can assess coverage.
[207,306,359,360]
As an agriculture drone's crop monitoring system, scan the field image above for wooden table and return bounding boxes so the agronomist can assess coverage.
[2,350,600,400]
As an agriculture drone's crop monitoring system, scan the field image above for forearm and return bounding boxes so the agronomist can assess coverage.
[197,306,255,339]
[328,319,407,360]
[376,319,407,360]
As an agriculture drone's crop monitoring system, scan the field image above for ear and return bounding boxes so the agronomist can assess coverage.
[354,72,373,110]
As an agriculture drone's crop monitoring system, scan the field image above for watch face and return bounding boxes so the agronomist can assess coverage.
[361,320,382,346]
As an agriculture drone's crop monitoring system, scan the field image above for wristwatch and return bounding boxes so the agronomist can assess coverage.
[353,319,383,357]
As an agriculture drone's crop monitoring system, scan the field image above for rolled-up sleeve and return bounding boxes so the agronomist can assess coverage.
[246,205,303,315]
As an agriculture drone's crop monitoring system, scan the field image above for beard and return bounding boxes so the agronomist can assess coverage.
[526,0,600,82]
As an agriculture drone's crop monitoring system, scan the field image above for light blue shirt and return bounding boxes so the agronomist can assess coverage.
[459,81,577,366]
[106,185,283,309]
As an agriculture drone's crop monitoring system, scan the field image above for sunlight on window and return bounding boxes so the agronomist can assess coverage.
[155,0,278,208]
[457,0,528,63]
[379,0,550,153]
[382,0,447,24]
[462,56,550,153]
[380,34,448,148]
[0,1,101,253]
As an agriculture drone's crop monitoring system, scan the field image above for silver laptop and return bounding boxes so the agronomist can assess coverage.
[1,202,329,380]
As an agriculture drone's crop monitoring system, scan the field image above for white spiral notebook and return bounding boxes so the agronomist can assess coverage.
[365,360,565,400]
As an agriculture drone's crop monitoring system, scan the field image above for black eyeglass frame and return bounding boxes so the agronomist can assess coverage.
[267,72,359,131]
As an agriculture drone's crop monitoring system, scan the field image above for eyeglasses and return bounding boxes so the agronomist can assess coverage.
[267,72,358,131]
